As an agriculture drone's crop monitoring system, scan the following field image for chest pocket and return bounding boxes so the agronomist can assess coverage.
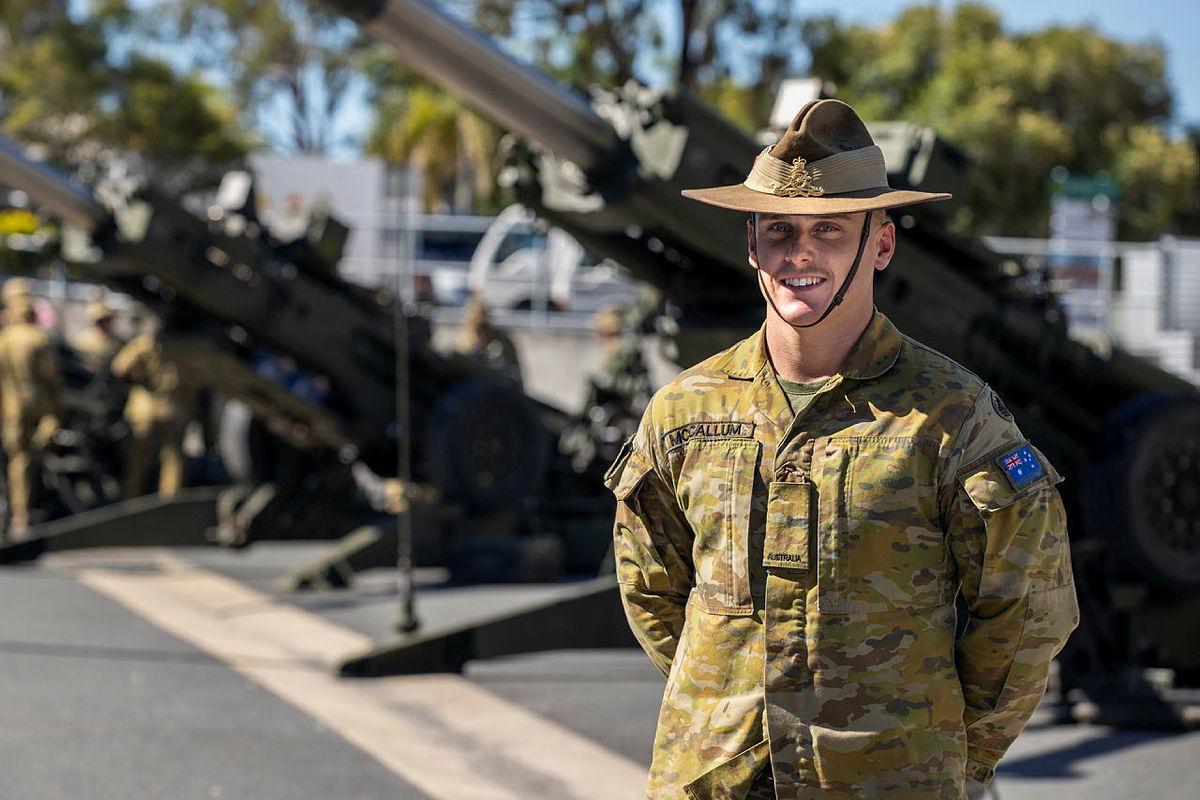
[814,436,950,613]
[670,438,759,615]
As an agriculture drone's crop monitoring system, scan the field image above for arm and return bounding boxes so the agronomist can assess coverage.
[944,389,1079,784]
[605,433,694,678]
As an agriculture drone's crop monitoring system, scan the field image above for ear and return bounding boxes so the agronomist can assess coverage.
[872,215,896,272]
[746,216,760,270]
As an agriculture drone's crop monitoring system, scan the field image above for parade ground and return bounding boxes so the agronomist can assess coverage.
[0,542,1195,800]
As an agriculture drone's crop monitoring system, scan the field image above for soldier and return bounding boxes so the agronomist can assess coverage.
[457,298,522,384]
[1,277,30,305]
[72,298,121,375]
[111,316,186,499]
[592,306,651,409]
[0,294,61,537]
[604,100,1078,799]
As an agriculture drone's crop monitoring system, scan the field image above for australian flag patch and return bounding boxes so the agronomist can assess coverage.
[996,444,1044,490]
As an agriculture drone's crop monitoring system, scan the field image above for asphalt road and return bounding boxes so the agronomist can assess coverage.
[0,543,1195,799]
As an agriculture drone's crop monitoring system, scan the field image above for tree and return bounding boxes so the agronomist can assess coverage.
[360,0,806,210]
[366,75,503,212]
[801,3,1198,239]
[145,0,370,156]
[468,0,803,127]
[0,0,254,189]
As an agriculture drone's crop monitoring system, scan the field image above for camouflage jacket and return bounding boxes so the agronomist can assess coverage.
[605,311,1078,799]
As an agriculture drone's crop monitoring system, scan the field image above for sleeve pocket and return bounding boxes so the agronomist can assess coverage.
[960,442,1064,513]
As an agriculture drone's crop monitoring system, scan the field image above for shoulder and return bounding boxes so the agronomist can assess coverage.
[632,335,756,453]
[647,338,750,411]
[897,332,988,401]
[895,336,1037,470]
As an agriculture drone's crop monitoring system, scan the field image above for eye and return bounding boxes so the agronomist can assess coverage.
[766,222,791,234]
[813,222,840,233]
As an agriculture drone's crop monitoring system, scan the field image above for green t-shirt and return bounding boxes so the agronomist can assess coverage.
[777,375,832,418]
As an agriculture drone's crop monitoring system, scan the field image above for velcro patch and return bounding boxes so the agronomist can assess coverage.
[662,420,755,450]
[996,444,1044,490]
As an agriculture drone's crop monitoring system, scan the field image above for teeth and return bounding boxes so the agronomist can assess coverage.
[783,277,823,287]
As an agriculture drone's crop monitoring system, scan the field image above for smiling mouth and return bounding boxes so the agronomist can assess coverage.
[779,276,826,288]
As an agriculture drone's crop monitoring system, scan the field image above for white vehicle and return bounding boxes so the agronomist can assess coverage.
[464,204,640,312]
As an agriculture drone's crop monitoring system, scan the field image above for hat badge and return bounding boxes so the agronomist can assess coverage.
[772,157,830,197]
[774,157,825,198]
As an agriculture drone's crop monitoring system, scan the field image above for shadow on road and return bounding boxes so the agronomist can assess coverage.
[1000,728,1191,779]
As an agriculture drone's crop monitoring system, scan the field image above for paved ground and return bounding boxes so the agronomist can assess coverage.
[0,541,1196,799]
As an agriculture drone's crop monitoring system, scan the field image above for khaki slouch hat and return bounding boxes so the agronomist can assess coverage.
[682,99,951,214]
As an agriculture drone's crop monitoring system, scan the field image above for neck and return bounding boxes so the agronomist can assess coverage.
[764,302,874,382]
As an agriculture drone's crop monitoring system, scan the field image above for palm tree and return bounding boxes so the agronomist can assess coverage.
[369,83,501,212]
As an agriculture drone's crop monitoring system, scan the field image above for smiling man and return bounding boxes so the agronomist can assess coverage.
[604,100,1078,799]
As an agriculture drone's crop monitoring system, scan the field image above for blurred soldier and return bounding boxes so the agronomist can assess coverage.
[0,294,61,537]
[72,299,121,375]
[457,298,522,384]
[111,317,186,499]
[592,306,651,412]
[1,277,30,305]
[560,307,653,473]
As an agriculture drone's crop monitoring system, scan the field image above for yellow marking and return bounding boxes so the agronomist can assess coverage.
[60,550,646,800]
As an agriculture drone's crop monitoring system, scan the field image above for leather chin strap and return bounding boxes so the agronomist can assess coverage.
[754,211,874,330]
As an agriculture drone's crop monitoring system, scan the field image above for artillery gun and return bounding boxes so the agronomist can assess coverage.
[0,138,617,580]
[328,0,1200,716]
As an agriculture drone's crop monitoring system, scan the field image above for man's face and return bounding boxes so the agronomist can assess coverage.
[747,211,895,328]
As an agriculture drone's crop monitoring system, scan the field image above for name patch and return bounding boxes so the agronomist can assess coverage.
[996,444,1045,490]
[662,420,755,450]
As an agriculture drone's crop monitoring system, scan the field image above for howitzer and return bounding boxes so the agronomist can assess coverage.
[0,138,605,569]
[333,0,1200,705]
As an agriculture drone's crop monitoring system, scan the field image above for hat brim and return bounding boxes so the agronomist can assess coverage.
[681,183,951,215]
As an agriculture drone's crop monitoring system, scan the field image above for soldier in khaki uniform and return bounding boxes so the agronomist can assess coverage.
[0,294,61,536]
[605,100,1078,799]
[72,298,121,375]
[593,307,652,408]
[111,318,185,499]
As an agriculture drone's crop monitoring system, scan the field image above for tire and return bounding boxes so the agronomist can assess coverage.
[424,377,549,512]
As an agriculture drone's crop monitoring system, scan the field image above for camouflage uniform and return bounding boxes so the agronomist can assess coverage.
[0,299,61,533]
[111,332,186,499]
[606,311,1078,799]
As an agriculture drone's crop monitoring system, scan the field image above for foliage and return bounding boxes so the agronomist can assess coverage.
[469,0,803,127]
[0,0,254,189]
[801,3,1198,239]
[361,1,808,208]
[361,46,505,212]
[144,0,370,156]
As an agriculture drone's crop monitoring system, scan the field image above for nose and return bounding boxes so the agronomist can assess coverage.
[784,230,814,265]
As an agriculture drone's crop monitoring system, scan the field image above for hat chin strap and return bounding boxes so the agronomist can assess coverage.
[754,212,873,330]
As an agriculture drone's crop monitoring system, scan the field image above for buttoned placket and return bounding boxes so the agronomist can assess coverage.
[752,366,851,793]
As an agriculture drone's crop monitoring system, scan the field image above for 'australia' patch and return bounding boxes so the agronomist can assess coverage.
[996,444,1044,490]
[662,420,755,450]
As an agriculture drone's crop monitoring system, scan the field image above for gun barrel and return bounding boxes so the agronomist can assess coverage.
[335,0,619,172]
[0,137,107,231]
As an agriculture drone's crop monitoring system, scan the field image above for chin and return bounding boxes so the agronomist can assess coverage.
[770,295,828,327]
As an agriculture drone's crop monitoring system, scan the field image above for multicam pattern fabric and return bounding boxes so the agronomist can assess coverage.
[605,311,1078,799]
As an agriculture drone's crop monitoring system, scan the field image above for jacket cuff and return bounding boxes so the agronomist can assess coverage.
[965,758,995,784]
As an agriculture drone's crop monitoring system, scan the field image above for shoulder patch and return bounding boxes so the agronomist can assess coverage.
[996,443,1044,490]
[662,420,755,450]
[991,389,1014,421]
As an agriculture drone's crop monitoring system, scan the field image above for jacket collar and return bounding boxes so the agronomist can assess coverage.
[718,308,902,382]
